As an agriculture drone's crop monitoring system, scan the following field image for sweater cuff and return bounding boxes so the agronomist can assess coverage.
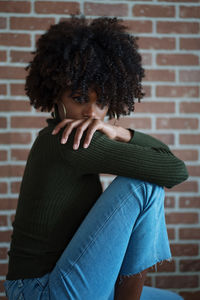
[127,128,138,144]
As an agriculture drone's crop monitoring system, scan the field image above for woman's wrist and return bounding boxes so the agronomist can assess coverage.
[115,126,133,143]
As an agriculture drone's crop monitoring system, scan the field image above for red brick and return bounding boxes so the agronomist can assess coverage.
[166,212,198,224]
[156,118,198,129]
[156,275,198,288]
[0,198,18,210]
[0,1,30,13]
[157,21,199,34]
[165,181,198,193]
[179,70,200,82]
[11,181,21,194]
[0,67,26,79]
[10,17,55,30]
[144,276,152,287]
[11,214,16,224]
[179,228,200,240]
[133,5,174,17]
[144,70,175,81]
[0,296,9,300]
[180,291,200,300]
[180,102,200,113]
[0,165,25,177]
[10,84,26,96]
[135,101,175,113]
[0,230,12,243]
[59,16,89,26]
[0,50,6,61]
[0,117,7,129]
[0,100,31,112]
[156,86,199,98]
[164,196,175,208]
[179,197,200,208]
[141,53,152,65]
[157,54,199,66]
[110,117,151,130]
[170,243,198,256]
[0,132,31,144]
[35,1,80,14]
[11,116,50,128]
[0,263,8,276]
[180,38,200,50]
[0,216,7,226]
[0,182,7,193]
[172,149,198,161]
[187,166,200,177]
[84,2,128,17]
[148,260,175,273]
[122,20,152,33]
[0,150,7,161]
[138,37,175,50]
[0,84,6,95]
[167,228,175,240]
[10,50,33,63]
[139,85,151,98]
[0,280,6,292]
[180,6,200,18]
[0,248,8,260]
[0,33,30,47]
[180,259,200,272]
[11,149,30,161]
[0,17,6,29]
[180,134,200,145]
[153,133,174,145]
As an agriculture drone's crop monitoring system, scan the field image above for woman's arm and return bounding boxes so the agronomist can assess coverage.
[55,126,189,189]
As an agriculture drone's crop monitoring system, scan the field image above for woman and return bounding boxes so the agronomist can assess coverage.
[4,15,188,300]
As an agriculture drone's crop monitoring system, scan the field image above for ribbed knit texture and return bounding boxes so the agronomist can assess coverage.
[6,105,188,280]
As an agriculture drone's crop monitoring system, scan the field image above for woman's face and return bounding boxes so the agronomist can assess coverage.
[56,88,109,121]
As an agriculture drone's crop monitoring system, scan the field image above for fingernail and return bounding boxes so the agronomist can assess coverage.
[73,144,78,150]
[52,130,56,135]
[61,139,66,144]
[83,144,88,148]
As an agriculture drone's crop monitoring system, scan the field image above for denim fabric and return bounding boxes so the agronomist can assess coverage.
[4,176,183,300]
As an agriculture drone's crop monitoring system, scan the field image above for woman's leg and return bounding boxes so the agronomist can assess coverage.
[114,267,149,300]
[113,173,173,300]
[46,176,172,300]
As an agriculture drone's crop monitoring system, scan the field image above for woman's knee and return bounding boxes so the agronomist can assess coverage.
[111,176,165,211]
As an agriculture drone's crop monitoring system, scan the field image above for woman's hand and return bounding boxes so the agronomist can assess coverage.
[51,117,132,150]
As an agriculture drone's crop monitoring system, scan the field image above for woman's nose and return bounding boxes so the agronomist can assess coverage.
[82,105,97,118]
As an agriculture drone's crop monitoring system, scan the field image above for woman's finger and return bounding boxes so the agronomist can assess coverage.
[61,119,84,144]
[52,119,74,134]
[83,120,102,148]
[73,118,93,150]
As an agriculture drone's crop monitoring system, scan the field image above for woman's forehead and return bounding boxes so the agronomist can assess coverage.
[66,86,98,97]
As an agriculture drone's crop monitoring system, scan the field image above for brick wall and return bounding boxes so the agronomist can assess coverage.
[0,0,199,299]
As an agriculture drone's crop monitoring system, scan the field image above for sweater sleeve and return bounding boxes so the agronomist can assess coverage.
[127,128,171,151]
[57,127,189,189]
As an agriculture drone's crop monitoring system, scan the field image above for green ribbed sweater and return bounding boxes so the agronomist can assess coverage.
[6,107,189,280]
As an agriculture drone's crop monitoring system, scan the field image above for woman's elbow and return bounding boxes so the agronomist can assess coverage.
[166,161,189,189]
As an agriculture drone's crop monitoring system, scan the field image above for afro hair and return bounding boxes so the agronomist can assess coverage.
[24,14,145,119]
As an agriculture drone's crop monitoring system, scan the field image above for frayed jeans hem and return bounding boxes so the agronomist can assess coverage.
[118,256,173,285]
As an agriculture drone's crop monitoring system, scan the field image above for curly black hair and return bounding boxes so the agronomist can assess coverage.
[24,14,145,120]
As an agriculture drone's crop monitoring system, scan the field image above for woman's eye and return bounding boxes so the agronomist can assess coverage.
[72,97,82,103]
[97,102,105,109]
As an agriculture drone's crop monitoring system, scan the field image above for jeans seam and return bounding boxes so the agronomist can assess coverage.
[153,187,164,262]
[35,278,45,290]
[58,182,145,277]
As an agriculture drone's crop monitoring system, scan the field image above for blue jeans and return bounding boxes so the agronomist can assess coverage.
[4,176,183,300]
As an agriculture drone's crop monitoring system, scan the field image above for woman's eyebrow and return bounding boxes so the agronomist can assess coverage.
[70,91,81,97]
